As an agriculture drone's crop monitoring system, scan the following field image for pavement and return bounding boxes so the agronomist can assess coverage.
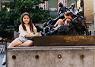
[0,44,6,67]
[0,54,6,67]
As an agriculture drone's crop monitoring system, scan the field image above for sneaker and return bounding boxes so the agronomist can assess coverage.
[2,55,6,65]
[2,61,6,65]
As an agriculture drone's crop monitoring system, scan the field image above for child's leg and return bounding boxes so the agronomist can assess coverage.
[8,38,22,48]
[20,40,33,47]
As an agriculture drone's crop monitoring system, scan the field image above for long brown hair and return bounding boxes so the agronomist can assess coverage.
[64,11,74,19]
[20,12,34,32]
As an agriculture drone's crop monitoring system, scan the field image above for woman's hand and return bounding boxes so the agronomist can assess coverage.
[25,33,33,37]
[29,33,35,37]
[28,33,38,37]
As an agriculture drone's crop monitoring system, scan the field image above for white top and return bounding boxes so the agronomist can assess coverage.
[19,24,37,37]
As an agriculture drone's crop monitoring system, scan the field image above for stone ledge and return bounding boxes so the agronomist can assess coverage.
[7,46,95,51]
[32,36,95,46]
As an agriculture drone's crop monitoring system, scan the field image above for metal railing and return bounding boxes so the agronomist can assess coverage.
[0,45,5,54]
[0,37,7,54]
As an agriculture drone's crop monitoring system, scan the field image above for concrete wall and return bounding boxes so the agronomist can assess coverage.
[94,0,95,29]
[7,46,95,67]
[84,0,94,23]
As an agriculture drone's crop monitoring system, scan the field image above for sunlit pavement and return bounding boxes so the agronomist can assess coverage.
[0,54,6,67]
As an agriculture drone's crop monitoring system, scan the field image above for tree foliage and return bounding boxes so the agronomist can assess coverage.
[12,0,50,31]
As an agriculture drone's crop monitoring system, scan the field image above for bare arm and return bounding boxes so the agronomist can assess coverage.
[54,19,64,26]
[54,19,64,30]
